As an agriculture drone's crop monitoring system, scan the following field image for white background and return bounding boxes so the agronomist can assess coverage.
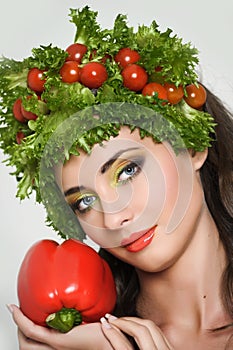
[0,0,232,348]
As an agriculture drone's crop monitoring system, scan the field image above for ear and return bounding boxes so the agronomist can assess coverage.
[190,148,208,171]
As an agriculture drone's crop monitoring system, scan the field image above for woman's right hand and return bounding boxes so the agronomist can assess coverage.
[9,304,113,350]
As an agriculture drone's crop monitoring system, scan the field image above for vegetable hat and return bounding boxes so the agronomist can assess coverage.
[0,6,215,240]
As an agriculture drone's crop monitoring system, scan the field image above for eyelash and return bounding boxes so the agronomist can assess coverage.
[114,158,143,185]
[70,193,98,214]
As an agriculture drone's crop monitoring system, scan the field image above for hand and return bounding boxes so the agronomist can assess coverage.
[101,314,174,350]
[8,304,113,350]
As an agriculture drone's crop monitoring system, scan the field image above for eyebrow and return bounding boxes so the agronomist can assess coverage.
[100,147,140,174]
[64,147,140,196]
[64,185,84,197]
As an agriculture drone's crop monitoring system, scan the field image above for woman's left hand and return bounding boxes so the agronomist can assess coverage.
[101,314,174,350]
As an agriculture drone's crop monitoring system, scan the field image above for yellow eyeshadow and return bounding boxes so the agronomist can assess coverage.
[66,192,79,205]
[66,191,94,205]
[111,159,132,186]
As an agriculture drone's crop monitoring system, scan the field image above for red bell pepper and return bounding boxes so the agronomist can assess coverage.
[17,239,117,333]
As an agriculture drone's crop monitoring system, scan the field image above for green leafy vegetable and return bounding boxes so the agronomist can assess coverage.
[70,7,101,46]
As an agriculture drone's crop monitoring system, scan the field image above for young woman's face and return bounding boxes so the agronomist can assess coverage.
[62,126,207,272]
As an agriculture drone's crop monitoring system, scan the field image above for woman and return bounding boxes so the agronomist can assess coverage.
[9,92,233,350]
[2,6,233,349]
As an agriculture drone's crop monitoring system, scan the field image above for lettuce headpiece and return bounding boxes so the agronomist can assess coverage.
[0,6,215,238]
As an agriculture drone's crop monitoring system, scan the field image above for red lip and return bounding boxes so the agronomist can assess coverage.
[122,226,157,253]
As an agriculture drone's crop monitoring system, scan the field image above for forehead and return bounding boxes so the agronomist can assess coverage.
[61,126,155,191]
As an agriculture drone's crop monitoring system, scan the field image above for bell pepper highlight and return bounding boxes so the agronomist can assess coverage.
[17,239,117,333]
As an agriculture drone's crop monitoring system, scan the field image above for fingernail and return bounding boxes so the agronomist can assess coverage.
[105,313,118,321]
[100,317,112,329]
[6,304,14,314]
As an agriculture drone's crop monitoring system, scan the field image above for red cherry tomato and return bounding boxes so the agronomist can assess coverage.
[121,64,148,92]
[21,96,38,120]
[13,98,26,123]
[21,107,37,120]
[16,131,25,144]
[142,82,168,100]
[80,62,108,89]
[184,84,207,109]
[115,48,140,68]
[60,61,80,83]
[65,43,87,63]
[27,68,46,93]
[164,83,184,104]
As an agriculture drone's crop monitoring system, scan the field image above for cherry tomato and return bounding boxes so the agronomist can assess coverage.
[164,83,184,104]
[27,68,46,93]
[80,62,108,89]
[142,82,168,100]
[184,84,207,109]
[60,61,80,83]
[21,96,38,120]
[115,48,140,68]
[65,43,87,63]
[121,64,148,92]
[16,131,25,144]
[13,98,26,123]
[21,108,37,120]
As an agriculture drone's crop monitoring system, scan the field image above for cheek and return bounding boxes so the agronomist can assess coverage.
[139,148,180,232]
[159,154,179,219]
[129,173,150,214]
[157,150,196,234]
[121,168,167,233]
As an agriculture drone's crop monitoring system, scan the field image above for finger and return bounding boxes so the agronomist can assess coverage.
[10,305,59,347]
[121,317,172,349]
[108,318,158,350]
[107,316,172,350]
[18,329,54,350]
[101,317,134,350]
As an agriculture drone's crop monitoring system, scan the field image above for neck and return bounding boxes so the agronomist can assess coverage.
[136,205,229,332]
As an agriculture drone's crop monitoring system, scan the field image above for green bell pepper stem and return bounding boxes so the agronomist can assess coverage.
[46,308,82,333]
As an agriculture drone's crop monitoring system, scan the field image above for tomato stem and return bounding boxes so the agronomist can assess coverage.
[46,308,82,333]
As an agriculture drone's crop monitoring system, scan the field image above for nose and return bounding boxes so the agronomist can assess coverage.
[96,178,135,230]
[101,201,134,230]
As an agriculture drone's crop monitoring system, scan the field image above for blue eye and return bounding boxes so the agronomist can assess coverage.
[117,162,141,183]
[74,194,97,213]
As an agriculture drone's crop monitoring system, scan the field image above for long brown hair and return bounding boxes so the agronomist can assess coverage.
[201,87,233,317]
[99,85,233,319]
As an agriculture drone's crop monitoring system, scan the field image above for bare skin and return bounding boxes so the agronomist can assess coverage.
[9,127,233,349]
[134,206,233,349]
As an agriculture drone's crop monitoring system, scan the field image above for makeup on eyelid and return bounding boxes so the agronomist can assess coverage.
[67,192,98,213]
[110,155,144,186]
